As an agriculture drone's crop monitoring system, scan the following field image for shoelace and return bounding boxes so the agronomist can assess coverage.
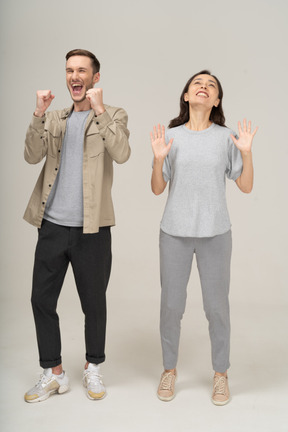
[36,373,53,389]
[214,376,226,395]
[84,370,103,385]
[160,372,174,390]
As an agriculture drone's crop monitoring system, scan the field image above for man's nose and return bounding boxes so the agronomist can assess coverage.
[72,70,79,80]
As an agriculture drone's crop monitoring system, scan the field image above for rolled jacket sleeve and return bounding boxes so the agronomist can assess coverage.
[94,106,131,164]
[24,115,48,164]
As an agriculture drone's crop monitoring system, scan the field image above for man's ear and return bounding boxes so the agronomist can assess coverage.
[93,72,100,84]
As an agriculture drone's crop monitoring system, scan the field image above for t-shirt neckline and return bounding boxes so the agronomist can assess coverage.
[181,122,216,135]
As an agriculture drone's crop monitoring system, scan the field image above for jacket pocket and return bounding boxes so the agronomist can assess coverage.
[86,125,105,158]
[45,121,61,137]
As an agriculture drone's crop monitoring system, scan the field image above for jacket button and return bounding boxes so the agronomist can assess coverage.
[96,121,99,125]
[49,184,52,187]
[102,137,105,141]
[42,202,45,205]
[55,168,58,171]
[42,121,45,124]
[58,150,61,152]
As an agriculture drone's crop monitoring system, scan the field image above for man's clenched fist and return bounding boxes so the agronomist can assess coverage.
[86,88,105,116]
[34,90,55,117]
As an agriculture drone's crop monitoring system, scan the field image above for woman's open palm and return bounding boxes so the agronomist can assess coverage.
[150,124,173,160]
[230,119,258,153]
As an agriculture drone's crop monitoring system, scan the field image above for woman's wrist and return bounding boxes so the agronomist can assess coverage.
[153,156,166,164]
[241,150,252,158]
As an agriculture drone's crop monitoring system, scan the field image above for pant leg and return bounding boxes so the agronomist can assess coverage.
[195,230,232,373]
[159,230,194,370]
[31,220,70,368]
[70,226,112,365]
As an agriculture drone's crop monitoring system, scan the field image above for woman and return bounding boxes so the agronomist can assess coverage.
[150,70,258,405]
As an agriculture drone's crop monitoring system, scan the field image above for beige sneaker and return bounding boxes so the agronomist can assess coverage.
[157,370,177,401]
[212,374,230,405]
[24,369,69,403]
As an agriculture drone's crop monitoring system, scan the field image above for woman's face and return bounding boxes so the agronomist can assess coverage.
[184,74,220,110]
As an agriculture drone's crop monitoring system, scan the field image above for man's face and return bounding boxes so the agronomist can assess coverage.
[66,55,99,103]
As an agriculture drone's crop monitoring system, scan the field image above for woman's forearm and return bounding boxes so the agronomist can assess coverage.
[151,158,167,195]
[236,151,253,193]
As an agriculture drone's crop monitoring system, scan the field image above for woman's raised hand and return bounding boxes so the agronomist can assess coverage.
[230,119,258,154]
[150,124,173,160]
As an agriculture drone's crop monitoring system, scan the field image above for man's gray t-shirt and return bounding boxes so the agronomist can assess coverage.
[44,110,91,226]
[160,123,243,238]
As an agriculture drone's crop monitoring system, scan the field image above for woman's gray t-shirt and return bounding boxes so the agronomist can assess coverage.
[160,123,243,238]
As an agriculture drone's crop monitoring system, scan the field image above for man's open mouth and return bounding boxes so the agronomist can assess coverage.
[71,83,83,95]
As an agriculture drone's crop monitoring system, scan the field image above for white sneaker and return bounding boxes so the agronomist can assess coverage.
[24,369,69,403]
[83,363,106,400]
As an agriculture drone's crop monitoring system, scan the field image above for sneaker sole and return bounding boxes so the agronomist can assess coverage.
[58,384,69,394]
[211,396,230,406]
[157,393,175,402]
[87,391,106,401]
[24,384,69,403]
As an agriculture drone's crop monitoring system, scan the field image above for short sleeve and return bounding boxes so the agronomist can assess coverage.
[226,135,243,181]
[162,156,171,182]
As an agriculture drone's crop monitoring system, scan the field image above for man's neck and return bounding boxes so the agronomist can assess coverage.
[73,100,91,112]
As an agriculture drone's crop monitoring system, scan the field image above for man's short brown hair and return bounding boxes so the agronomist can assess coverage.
[65,49,100,74]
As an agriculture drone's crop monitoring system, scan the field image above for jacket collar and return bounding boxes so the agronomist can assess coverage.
[60,105,74,119]
[60,105,97,121]
[59,105,96,135]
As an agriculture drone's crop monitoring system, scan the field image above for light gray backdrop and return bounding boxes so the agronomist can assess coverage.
[1,0,287,431]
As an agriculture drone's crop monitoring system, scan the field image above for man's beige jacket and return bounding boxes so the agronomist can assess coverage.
[23,104,130,233]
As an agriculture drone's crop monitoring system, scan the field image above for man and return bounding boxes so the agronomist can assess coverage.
[23,49,130,402]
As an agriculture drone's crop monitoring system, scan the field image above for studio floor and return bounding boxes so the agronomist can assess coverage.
[1,293,287,432]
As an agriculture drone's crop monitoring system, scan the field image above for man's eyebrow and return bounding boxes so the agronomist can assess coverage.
[66,67,88,70]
